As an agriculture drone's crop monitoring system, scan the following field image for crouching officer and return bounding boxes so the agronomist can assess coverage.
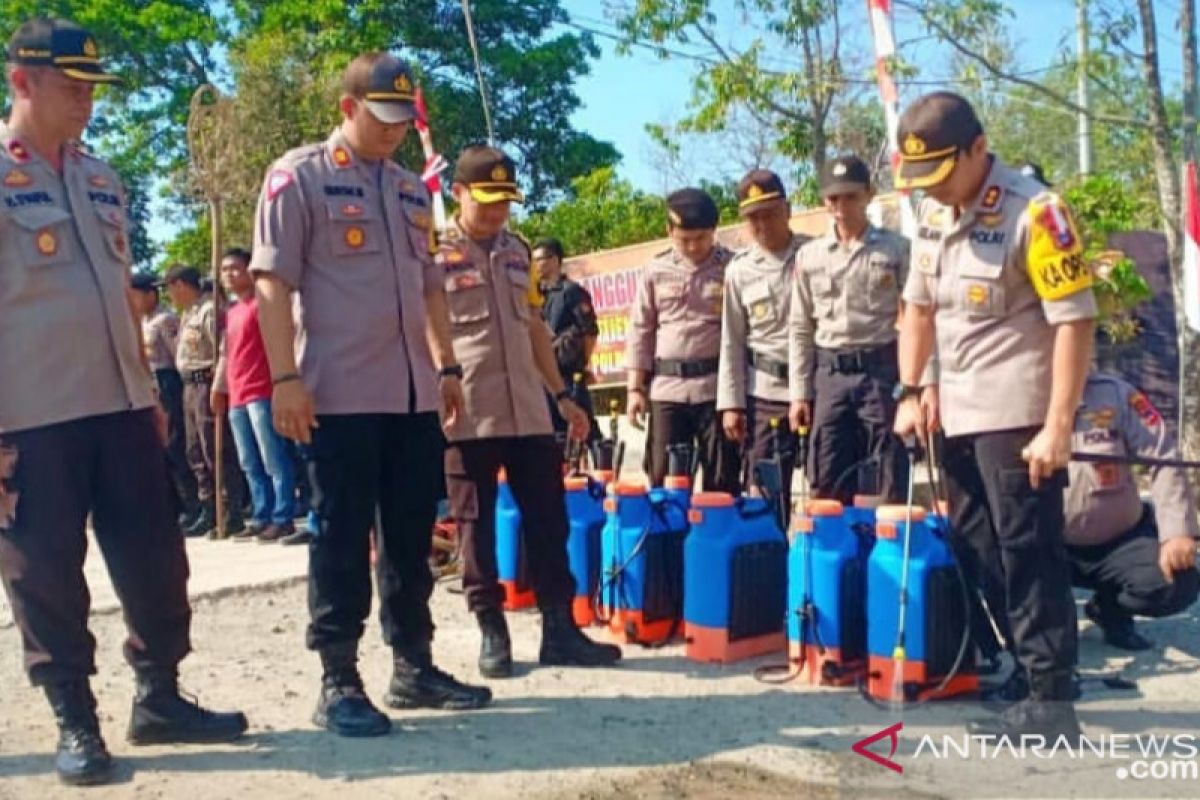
[253,52,490,738]
[1066,372,1199,650]
[441,145,621,678]
[0,18,246,786]
[789,155,910,503]
[717,170,808,509]
[893,91,1096,738]
[534,237,601,444]
[626,188,739,491]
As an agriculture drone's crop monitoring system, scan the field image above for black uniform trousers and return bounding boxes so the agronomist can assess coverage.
[742,396,798,515]
[809,344,908,504]
[182,375,244,513]
[0,409,192,685]
[305,413,442,653]
[646,400,741,494]
[941,428,1077,700]
[1069,507,1199,624]
[155,367,199,517]
[444,435,575,614]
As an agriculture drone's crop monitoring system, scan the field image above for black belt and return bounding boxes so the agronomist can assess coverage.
[816,341,897,375]
[748,350,788,380]
[180,368,214,385]
[654,357,719,379]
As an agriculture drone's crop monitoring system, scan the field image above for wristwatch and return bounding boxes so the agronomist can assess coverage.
[438,364,464,380]
[892,383,922,402]
[553,388,572,403]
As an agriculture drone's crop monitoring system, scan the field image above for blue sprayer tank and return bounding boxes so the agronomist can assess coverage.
[564,474,607,626]
[495,468,535,610]
[866,505,976,702]
[599,482,689,644]
[787,499,868,685]
[684,492,787,663]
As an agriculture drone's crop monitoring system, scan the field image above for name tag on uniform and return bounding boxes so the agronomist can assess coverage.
[323,185,365,198]
[969,229,1006,246]
[3,191,53,209]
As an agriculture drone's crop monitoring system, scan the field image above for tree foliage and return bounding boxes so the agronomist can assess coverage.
[513,166,738,256]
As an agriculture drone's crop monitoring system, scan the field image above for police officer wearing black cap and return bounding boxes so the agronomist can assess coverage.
[253,51,490,738]
[626,188,740,492]
[788,155,911,503]
[717,170,808,509]
[533,237,601,444]
[0,17,246,786]
[893,91,1097,738]
[130,271,201,528]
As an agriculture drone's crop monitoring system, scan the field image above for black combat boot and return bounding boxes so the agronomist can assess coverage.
[476,608,513,679]
[184,502,215,538]
[1086,594,1152,651]
[539,605,622,667]
[127,668,248,745]
[44,681,113,786]
[312,642,391,737]
[385,644,493,710]
[968,672,1081,740]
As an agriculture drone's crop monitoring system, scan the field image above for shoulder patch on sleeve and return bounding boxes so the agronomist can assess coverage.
[1026,193,1090,301]
[266,169,295,202]
[1128,389,1162,428]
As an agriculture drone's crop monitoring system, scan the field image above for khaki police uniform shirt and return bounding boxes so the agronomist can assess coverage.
[902,159,1098,437]
[1065,373,1199,547]
[175,296,218,374]
[0,123,154,434]
[788,225,910,400]
[437,219,553,442]
[250,128,441,416]
[717,234,807,410]
[625,244,734,404]
[143,306,180,372]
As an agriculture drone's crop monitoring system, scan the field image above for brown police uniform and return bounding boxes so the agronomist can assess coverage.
[0,120,191,686]
[899,95,1097,703]
[1065,373,1198,626]
[251,119,448,655]
[439,200,577,613]
[626,189,739,491]
[174,283,244,524]
[717,170,808,508]
[139,291,199,518]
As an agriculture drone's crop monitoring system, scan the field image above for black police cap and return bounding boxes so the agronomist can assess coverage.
[895,91,984,190]
[162,264,201,289]
[666,187,719,230]
[6,18,120,84]
[453,145,524,204]
[736,169,788,214]
[362,54,417,124]
[820,155,872,197]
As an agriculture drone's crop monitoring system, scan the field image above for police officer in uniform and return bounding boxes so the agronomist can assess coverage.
[130,271,201,527]
[253,52,491,738]
[0,18,246,785]
[626,188,740,492]
[788,155,910,504]
[441,145,621,678]
[1066,372,1199,650]
[717,170,807,509]
[893,92,1097,737]
[533,237,601,444]
[163,263,245,537]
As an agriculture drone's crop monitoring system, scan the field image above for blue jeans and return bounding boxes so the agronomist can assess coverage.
[229,399,296,525]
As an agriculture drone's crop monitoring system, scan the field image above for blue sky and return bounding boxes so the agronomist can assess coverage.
[558,0,1188,192]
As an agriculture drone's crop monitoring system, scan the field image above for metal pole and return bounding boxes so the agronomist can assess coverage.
[210,196,226,540]
[1077,0,1093,175]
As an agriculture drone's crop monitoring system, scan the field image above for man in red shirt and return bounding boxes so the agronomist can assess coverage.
[213,248,297,542]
